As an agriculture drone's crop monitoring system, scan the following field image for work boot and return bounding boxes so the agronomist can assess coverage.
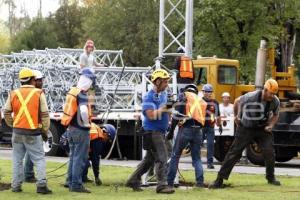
[70,186,91,193]
[125,182,143,192]
[195,182,209,188]
[36,186,52,194]
[208,178,223,189]
[267,178,281,186]
[11,186,22,193]
[207,164,215,169]
[156,185,175,194]
[82,177,93,183]
[24,177,37,183]
[95,177,102,186]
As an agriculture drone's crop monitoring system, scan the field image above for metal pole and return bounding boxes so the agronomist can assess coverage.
[255,39,267,90]
[185,0,193,58]
[158,0,165,67]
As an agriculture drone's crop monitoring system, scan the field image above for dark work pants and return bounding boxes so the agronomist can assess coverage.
[126,132,168,188]
[218,125,275,180]
[82,139,106,180]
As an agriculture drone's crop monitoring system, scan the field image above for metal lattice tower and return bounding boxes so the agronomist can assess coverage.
[0,48,157,115]
[158,0,193,59]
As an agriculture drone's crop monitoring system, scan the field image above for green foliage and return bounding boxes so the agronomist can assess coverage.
[194,0,300,82]
[82,0,160,66]
[0,22,10,54]
[48,4,85,48]
[10,18,58,52]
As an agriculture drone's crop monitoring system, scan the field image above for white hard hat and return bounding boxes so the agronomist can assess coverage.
[33,70,43,79]
[222,92,230,97]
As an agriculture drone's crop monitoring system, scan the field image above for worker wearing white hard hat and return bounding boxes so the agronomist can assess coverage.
[33,70,44,89]
[220,92,233,117]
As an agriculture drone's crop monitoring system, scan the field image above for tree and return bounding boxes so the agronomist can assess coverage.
[193,0,300,82]
[82,0,160,66]
[48,4,85,48]
[10,18,58,52]
[0,21,10,53]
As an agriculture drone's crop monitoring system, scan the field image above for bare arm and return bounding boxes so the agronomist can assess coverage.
[233,97,241,126]
[3,94,13,127]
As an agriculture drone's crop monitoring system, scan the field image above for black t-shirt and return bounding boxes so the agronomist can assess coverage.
[203,98,220,127]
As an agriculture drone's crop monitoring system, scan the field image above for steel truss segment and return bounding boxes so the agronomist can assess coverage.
[0,49,172,117]
[158,0,193,59]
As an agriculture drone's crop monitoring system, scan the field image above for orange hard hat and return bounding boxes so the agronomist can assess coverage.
[264,78,278,93]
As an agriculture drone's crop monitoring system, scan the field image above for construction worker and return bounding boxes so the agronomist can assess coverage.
[219,92,234,117]
[80,39,106,71]
[24,70,44,182]
[202,84,222,169]
[126,69,175,194]
[4,68,52,194]
[167,84,207,188]
[209,79,281,188]
[174,47,194,84]
[82,123,116,186]
[61,68,96,193]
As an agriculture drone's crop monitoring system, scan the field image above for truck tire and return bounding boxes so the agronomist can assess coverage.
[214,136,234,162]
[275,147,297,162]
[246,142,265,166]
[44,121,64,156]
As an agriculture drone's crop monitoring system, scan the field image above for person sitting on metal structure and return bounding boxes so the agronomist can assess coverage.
[80,39,106,72]
[167,84,207,188]
[202,84,222,169]
[126,69,175,194]
[209,79,281,189]
[23,70,45,183]
[82,123,117,186]
[61,68,96,193]
[4,68,52,194]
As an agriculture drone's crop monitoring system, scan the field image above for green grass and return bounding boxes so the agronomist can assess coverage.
[0,159,300,200]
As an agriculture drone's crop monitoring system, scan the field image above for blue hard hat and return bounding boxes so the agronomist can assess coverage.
[80,68,96,81]
[102,124,116,140]
[202,84,213,92]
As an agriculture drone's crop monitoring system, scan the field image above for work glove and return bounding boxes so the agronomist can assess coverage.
[42,133,48,142]
[166,131,174,140]
[219,126,223,134]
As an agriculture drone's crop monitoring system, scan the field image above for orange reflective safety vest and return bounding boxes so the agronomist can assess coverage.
[185,92,207,126]
[61,87,92,127]
[10,87,42,130]
[179,56,194,79]
[89,123,108,141]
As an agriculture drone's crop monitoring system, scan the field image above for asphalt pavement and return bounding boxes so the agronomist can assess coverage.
[1,148,300,177]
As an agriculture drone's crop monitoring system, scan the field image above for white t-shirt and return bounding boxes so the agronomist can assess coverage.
[80,52,96,68]
[219,103,234,117]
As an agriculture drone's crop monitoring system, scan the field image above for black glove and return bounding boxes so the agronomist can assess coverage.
[42,134,48,142]
[166,131,174,140]
[219,126,223,134]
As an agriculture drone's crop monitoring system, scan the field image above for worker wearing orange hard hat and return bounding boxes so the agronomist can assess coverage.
[209,78,281,188]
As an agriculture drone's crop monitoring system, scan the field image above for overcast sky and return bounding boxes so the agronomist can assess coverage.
[0,0,60,21]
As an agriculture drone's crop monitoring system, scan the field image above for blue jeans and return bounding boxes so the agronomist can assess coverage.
[67,126,90,190]
[203,127,215,165]
[83,139,107,180]
[167,127,203,185]
[24,153,35,179]
[11,133,47,188]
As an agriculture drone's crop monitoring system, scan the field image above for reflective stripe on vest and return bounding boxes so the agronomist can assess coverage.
[90,123,108,141]
[61,87,82,126]
[185,92,207,126]
[179,56,194,79]
[11,88,41,129]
